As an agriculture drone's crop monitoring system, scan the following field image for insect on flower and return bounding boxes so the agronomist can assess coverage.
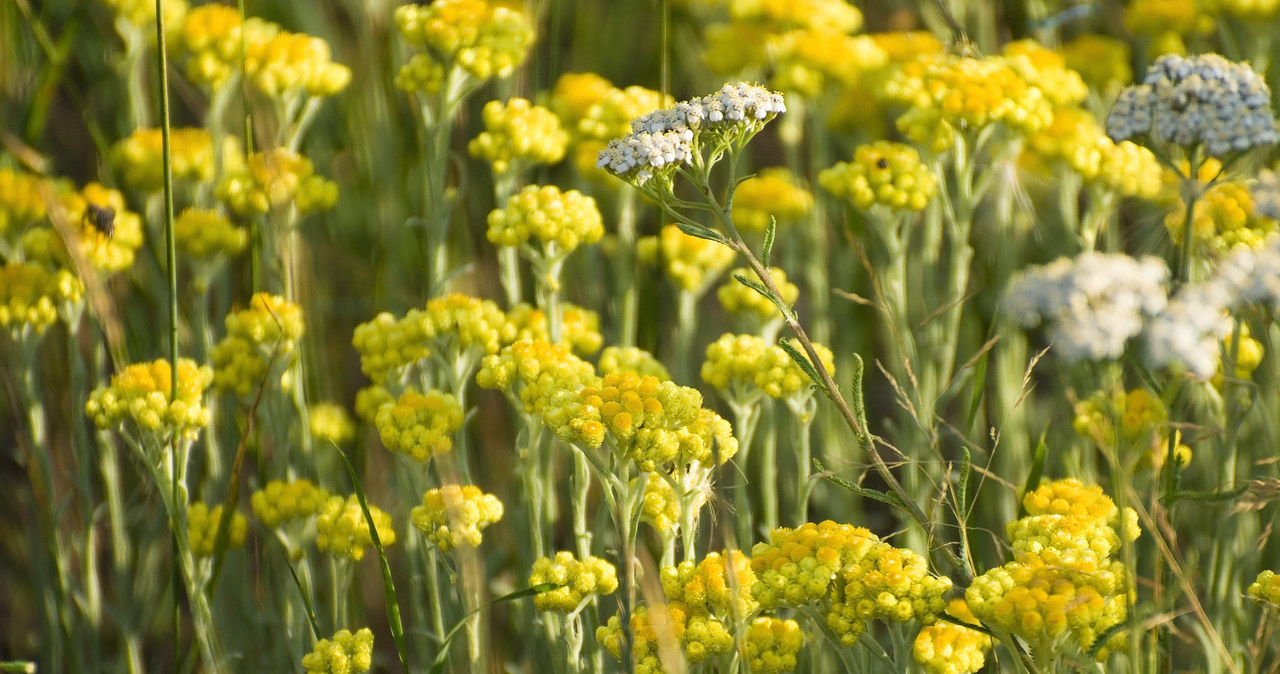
[83,202,116,240]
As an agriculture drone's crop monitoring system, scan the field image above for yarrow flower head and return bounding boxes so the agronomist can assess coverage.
[301,628,374,674]
[211,293,305,397]
[468,98,568,174]
[86,358,214,442]
[528,551,619,612]
[411,484,504,552]
[731,168,814,232]
[820,141,937,211]
[187,502,248,557]
[1106,53,1278,157]
[1003,253,1169,363]
[1142,279,1233,376]
[315,494,396,561]
[374,389,464,462]
[394,0,534,82]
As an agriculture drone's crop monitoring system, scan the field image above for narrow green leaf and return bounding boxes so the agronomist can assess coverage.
[334,446,409,674]
[734,272,791,319]
[762,216,776,267]
[965,350,988,432]
[429,584,559,673]
[778,339,827,396]
[1167,484,1249,504]
[1017,430,1049,519]
[281,551,322,641]
[673,220,727,244]
[958,446,972,513]
[814,459,906,512]
[1087,620,1129,660]
[850,353,869,443]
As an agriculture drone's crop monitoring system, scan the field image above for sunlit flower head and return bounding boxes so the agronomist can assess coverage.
[529,551,619,612]
[411,484,504,552]
[315,495,396,561]
[469,98,568,173]
[85,358,214,442]
[301,628,374,674]
[732,168,814,232]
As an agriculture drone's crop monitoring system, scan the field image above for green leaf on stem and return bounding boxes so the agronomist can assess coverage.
[814,459,906,512]
[1166,483,1249,504]
[281,550,322,641]
[673,220,727,244]
[762,216,776,267]
[1087,619,1130,660]
[778,338,828,397]
[958,446,971,513]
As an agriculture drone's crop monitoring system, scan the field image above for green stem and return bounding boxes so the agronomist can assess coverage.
[616,191,639,347]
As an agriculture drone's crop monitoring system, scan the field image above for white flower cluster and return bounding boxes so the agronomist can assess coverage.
[1004,253,1169,363]
[1106,53,1278,157]
[1213,234,1280,307]
[1143,282,1232,376]
[597,83,786,184]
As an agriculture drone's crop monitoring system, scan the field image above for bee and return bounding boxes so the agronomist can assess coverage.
[83,202,116,240]
[875,158,889,170]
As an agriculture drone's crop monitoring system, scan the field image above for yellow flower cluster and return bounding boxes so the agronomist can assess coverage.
[25,183,146,274]
[395,53,446,94]
[1207,0,1280,19]
[882,54,1054,151]
[911,599,993,674]
[529,551,619,612]
[1123,0,1214,54]
[353,293,509,384]
[309,402,356,446]
[718,267,798,323]
[1025,108,1164,200]
[374,389,464,462]
[1060,35,1132,96]
[638,225,736,292]
[486,185,604,253]
[750,521,881,610]
[355,385,394,425]
[1248,570,1280,610]
[0,169,48,236]
[1002,40,1088,109]
[871,31,945,64]
[301,628,374,674]
[727,0,863,31]
[504,303,604,356]
[743,616,804,674]
[85,358,214,442]
[187,502,248,557]
[211,293,305,398]
[175,5,278,88]
[174,208,248,261]
[768,30,887,98]
[244,29,352,98]
[218,148,338,216]
[1166,181,1278,256]
[967,479,1138,661]
[0,262,83,334]
[598,346,670,380]
[703,333,835,400]
[468,98,568,174]
[315,494,396,561]
[825,540,953,644]
[251,479,332,528]
[99,0,186,29]
[1215,323,1265,390]
[1072,388,1168,452]
[477,339,597,418]
[112,128,215,192]
[411,484,504,552]
[820,140,937,211]
[639,476,680,533]
[662,550,757,619]
[394,0,534,81]
[731,168,814,232]
[595,604,668,674]
[557,78,672,179]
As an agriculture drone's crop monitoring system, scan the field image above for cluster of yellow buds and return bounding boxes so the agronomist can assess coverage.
[211,293,305,398]
[768,31,886,98]
[743,616,805,673]
[1025,108,1164,200]
[218,148,338,216]
[1166,180,1278,256]
[1072,387,1168,453]
[244,29,352,98]
[251,478,332,528]
[0,262,83,335]
[314,494,396,561]
[504,303,604,356]
[825,540,952,644]
[468,98,568,174]
[1207,0,1280,20]
[411,485,503,552]
[187,502,248,557]
[718,267,798,325]
[731,168,814,232]
[1215,322,1265,391]
[595,604,668,674]
[309,402,356,446]
[661,550,757,619]
[1060,35,1132,97]
[374,389,464,462]
[639,476,680,533]
[528,551,619,612]
[354,385,394,425]
[1249,570,1280,610]
[85,358,214,442]
[174,5,278,89]
[301,628,374,674]
[598,346,670,380]
[911,599,993,674]
[1001,40,1089,109]
[881,54,1054,151]
[486,185,604,255]
[638,225,736,292]
[750,521,882,610]
[702,333,834,401]
[476,339,596,418]
[966,479,1138,662]
[27,183,146,274]
[112,128,215,192]
[353,293,509,384]
[394,0,534,82]
[99,0,187,31]
[174,208,248,262]
[819,140,937,211]
[0,168,49,237]
[1122,0,1213,55]
[555,78,671,179]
